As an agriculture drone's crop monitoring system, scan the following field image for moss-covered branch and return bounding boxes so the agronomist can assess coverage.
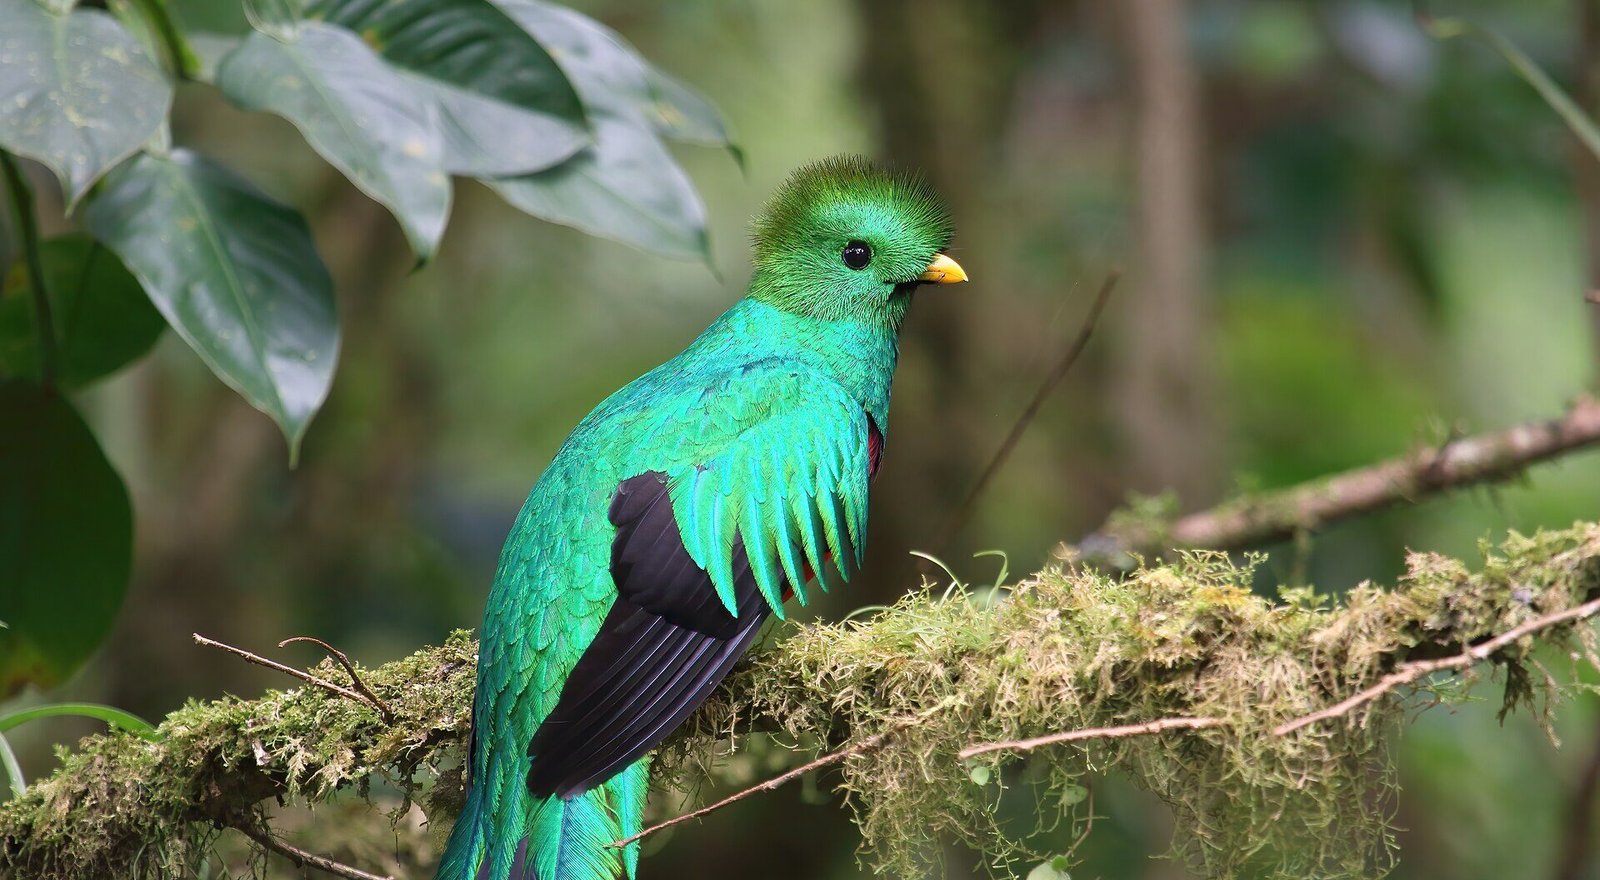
[0,637,477,879]
[4,525,1600,879]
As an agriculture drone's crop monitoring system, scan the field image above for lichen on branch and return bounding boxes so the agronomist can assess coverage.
[3,525,1599,880]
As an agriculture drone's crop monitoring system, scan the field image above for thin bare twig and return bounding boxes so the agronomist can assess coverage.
[1068,786,1095,856]
[1080,394,1600,561]
[958,716,1222,760]
[238,823,393,880]
[1274,595,1600,736]
[193,634,379,714]
[940,272,1120,547]
[610,728,897,849]
[609,706,956,850]
[279,636,395,723]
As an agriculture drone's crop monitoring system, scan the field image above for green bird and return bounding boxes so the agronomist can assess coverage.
[437,156,966,880]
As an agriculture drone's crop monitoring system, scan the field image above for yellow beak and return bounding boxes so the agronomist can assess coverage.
[918,252,968,285]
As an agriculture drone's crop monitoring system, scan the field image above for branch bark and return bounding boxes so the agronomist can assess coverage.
[1078,394,1600,563]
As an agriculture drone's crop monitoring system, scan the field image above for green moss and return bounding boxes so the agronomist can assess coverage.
[667,523,1600,878]
[4,527,1599,879]
[0,632,477,879]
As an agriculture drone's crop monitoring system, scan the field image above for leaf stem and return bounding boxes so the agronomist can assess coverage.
[0,703,161,742]
[0,731,24,798]
[124,0,195,80]
[1,151,57,386]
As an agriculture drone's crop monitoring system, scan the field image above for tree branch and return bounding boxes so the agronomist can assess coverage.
[193,633,389,717]
[611,728,898,849]
[959,716,1222,760]
[1079,394,1600,563]
[5,524,1599,879]
[958,589,1600,760]
[613,701,954,849]
[1,634,475,880]
[278,635,396,724]
[237,823,394,880]
[1273,594,1600,736]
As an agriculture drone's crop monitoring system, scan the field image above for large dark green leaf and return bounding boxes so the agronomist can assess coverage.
[85,151,338,458]
[0,382,131,696]
[0,235,165,388]
[0,0,172,207]
[487,1,710,261]
[306,0,587,177]
[491,118,707,261]
[490,0,733,151]
[216,24,452,259]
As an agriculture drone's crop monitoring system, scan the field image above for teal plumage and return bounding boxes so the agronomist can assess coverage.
[437,156,964,880]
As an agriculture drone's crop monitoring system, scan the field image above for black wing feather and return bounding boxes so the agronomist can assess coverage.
[526,471,772,799]
[554,556,765,794]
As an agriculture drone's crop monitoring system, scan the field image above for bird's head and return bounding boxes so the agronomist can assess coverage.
[748,155,966,331]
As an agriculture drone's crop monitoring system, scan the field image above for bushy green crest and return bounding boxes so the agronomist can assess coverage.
[752,155,953,264]
[746,156,955,327]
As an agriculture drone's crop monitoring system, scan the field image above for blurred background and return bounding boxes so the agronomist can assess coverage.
[10,0,1600,877]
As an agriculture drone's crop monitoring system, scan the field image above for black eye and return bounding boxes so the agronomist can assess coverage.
[841,240,872,270]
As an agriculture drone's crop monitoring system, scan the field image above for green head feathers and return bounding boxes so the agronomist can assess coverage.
[748,155,965,328]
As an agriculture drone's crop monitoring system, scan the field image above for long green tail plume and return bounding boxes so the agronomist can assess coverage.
[437,759,647,880]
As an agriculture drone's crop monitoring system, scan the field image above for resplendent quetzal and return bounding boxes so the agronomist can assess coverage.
[438,156,966,880]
